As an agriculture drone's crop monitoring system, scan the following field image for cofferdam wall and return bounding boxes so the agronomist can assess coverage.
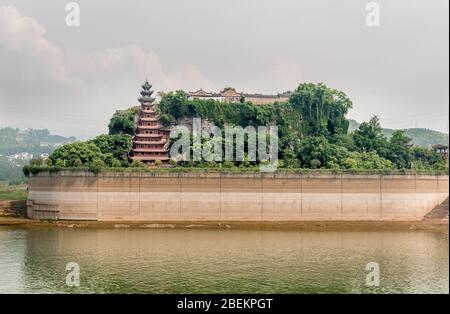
[26,171,449,221]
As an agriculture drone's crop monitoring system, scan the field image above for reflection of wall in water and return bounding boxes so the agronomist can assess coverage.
[18,228,450,293]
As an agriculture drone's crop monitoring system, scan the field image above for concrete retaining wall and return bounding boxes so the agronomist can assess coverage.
[27,171,449,221]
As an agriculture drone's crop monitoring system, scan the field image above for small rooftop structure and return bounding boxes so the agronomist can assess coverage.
[432,144,449,157]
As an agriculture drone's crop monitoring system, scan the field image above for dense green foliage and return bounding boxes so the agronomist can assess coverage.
[158,91,283,128]
[108,107,139,135]
[348,119,449,148]
[353,116,388,154]
[156,84,446,171]
[22,82,447,175]
[296,136,394,170]
[46,134,132,169]
[47,142,106,167]
[411,146,447,170]
[157,83,352,141]
[289,83,352,137]
[87,134,132,166]
[349,116,445,170]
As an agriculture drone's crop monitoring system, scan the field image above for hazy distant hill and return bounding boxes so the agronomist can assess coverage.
[0,127,76,155]
[348,119,448,148]
[0,128,76,182]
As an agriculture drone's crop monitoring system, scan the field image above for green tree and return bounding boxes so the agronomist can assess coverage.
[29,158,44,167]
[297,136,335,169]
[281,147,299,168]
[411,147,446,170]
[385,130,412,169]
[88,134,132,164]
[289,83,352,138]
[341,151,393,170]
[352,116,388,154]
[48,142,106,167]
[108,107,139,135]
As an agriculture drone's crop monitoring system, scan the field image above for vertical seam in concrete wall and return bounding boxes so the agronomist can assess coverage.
[414,174,417,219]
[260,174,263,219]
[96,173,99,220]
[128,175,131,218]
[178,172,181,218]
[300,175,303,218]
[138,173,141,218]
[58,174,62,220]
[436,174,439,207]
[219,172,222,219]
[379,174,383,220]
[340,174,343,220]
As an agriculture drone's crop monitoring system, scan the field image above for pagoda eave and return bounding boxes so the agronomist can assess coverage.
[134,134,166,138]
[132,149,169,153]
[131,156,170,161]
[138,97,155,103]
[134,140,167,145]
[137,126,164,130]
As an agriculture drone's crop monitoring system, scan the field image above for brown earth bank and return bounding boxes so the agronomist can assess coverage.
[0,216,448,232]
[0,200,26,217]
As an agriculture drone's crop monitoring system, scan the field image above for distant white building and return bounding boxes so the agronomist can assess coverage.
[8,152,33,162]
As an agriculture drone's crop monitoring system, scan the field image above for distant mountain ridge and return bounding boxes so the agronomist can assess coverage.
[0,127,76,155]
[348,119,449,148]
[0,127,76,182]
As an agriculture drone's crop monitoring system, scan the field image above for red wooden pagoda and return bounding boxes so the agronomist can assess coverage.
[130,80,170,164]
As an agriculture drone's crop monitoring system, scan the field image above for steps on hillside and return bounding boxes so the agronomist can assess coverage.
[424,197,449,220]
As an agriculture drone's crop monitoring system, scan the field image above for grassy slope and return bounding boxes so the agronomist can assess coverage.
[0,182,27,201]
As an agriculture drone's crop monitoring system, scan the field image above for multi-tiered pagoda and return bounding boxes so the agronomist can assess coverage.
[130,80,170,165]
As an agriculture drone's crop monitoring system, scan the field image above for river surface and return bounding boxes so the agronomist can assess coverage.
[0,227,448,293]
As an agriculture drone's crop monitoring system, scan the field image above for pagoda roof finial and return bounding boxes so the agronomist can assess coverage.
[142,79,152,90]
[139,79,155,103]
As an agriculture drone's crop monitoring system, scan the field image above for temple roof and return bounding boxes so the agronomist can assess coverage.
[220,88,242,97]
[189,89,212,97]
[432,144,449,150]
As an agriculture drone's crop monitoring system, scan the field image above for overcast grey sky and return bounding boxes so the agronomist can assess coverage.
[0,0,448,139]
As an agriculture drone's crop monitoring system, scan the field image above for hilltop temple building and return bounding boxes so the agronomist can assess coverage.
[130,80,171,164]
[187,88,292,105]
